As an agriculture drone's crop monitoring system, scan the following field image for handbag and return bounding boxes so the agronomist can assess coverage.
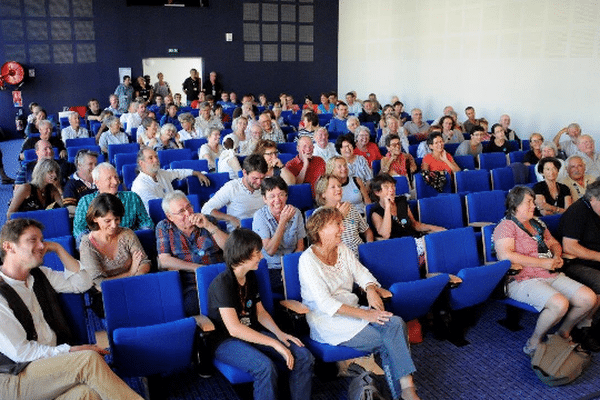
[420,170,446,192]
[531,334,591,386]
[347,363,390,400]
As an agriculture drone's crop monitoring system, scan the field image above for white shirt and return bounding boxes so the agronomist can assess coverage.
[194,116,224,138]
[347,102,362,115]
[312,142,338,161]
[200,177,265,231]
[299,244,379,345]
[559,140,579,158]
[178,129,195,142]
[131,169,194,212]
[123,113,142,134]
[0,267,91,363]
[99,130,129,153]
[61,126,90,144]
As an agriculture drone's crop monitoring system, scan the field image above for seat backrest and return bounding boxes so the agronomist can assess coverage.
[522,140,530,151]
[121,164,138,190]
[158,149,192,168]
[183,138,207,154]
[418,193,464,229]
[102,271,187,335]
[372,159,381,176]
[43,236,75,271]
[491,167,515,191]
[240,217,253,229]
[358,238,420,288]
[187,173,230,205]
[408,144,419,159]
[170,159,209,172]
[134,229,158,271]
[540,214,561,239]
[115,153,139,177]
[108,143,139,164]
[277,142,298,155]
[68,145,102,163]
[478,153,508,171]
[444,143,460,155]
[65,137,96,148]
[425,227,480,274]
[415,172,452,199]
[11,208,71,238]
[279,153,295,165]
[394,175,410,195]
[465,190,506,225]
[282,252,303,302]
[287,183,313,211]
[509,150,526,164]
[455,169,491,193]
[23,148,60,162]
[482,224,498,264]
[454,155,476,170]
[196,259,273,316]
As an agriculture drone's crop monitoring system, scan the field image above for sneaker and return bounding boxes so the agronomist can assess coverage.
[523,340,537,356]
[572,327,600,352]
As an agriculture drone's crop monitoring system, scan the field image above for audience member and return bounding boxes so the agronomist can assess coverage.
[157,191,228,316]
[317,92,334,114]
[404,108,430,136]
[160,104,179,127]
[199,128,223,171]
[154,123,183,150]
[353,126,382,167]
[455,125,484,157]
[195,101,224,138]
[122,101,146,135]
[440,115,464,144]
[303,95,318,113]
[297,111,319,139]
[378,115,409,152]
[60,112,89,144]
[62,149,98,216]
[259,112,284,143]
[85,98,103,122]
[98,116,128,154]
[20,119,67,160]
[285,136,326,194]
[494,186,599,354]
[335,134,372,182]
[7,159,63,218]
[136,117,159,147]
[15,140,74,187]
[177,112,198,141]
[328,101,349,135]
[114,75,134,113]
[499,114,519,142]
[0,218,143,399]
[253,139,295,186]
[380,134,417,178]
[534,141,565,182]
[358,100,381,125]
[553,123,582,158]
[346,116,360,136]
[575,135,600,179]
[484,123,511,154]
[345,91,362,115]
[312,127,338,161]
[523,133,544,165]
[559,155,595,201]
[462,106,487,135]
[533,157,572,216]
[421,132,460,173]
[105,94,121,116]
[240,122,263,156]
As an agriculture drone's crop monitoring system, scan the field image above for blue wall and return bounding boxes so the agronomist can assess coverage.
[0,0,339,138]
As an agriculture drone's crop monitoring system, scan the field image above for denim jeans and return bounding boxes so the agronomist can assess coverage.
[340,316,416,399]
[564,261,600,325]
[214,331,314,400]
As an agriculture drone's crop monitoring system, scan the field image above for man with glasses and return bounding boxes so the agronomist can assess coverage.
[404,108,430,136]
[62,150,98,217]
[157,190,228,316]
[201,154,267,232]
[258,112,284,143]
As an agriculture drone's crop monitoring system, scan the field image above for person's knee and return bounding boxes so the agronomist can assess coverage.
[546,294,569,316]
[294,347,315,370]
[573,286,598,311]
[59,384,101,400]
[254,358,278,380]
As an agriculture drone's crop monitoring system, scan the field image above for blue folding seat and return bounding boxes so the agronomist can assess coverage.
[477,153,508,171]
[455,169,490,194]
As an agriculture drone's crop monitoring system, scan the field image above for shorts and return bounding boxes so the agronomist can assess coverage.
[506,273,584,312]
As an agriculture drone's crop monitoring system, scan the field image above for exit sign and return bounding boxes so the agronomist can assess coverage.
[168,48,179,54]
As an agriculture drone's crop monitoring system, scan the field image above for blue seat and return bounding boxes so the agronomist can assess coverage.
[408,144,419,159]
[540,214,562,239]
[121,164,138,190]
[522,140,530,151]
[147,194,200,226]
[184,138,208,155]
[444,143,460,155]
[134,229,158,271]
[43,236,76,272]
[509,150,526,164]
[11,208,71,238]
[114,153,138,178]
[287,184,313,212]
[240,217,253,229]
[196,261,274,384]
[361,121,376,136]
[279,153,295,165]
[491,167,515,191]
[455,169,490,193]
[281,252,367,362]
[465,190,507,226]
[318,113,334,126]
[394,175,410,195]
[65,137,96,148]
[170,159,209,172]
[102,271,197,379]
[23,148,60,161]
[414,172,452,199]
[478,153,508,171]
[425,227,511,311]
[187,173,230,205]
[418,193,464,229]
[358,238,449,321]
[158,149,192,168]
[59,292,95,345]
[67,145,102,163]
[372,159,381,176]
[277,142,298,154]
[454,155,476,170]
[108,143,139,164]
[89,121,102,135]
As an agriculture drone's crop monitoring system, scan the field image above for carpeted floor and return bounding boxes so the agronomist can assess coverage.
[1,138,599,399]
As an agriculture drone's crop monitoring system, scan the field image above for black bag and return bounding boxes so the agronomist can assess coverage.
[420,170,447,192]
[347,363,390,400]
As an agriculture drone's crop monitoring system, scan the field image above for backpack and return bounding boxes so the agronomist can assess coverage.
[347,363,390,400]
[531,334,591,386]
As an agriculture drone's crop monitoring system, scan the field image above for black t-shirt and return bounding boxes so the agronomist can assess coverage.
[533,181,571,216]
[523,150,540,165]
[182,77,200,101]
[208,268,262,346]
[358,111,381,125]
[484,138,510,154]
[559,198,600,266]
[369,196,419,238]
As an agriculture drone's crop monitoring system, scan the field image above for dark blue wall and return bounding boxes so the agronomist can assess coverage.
[0,0,338,139]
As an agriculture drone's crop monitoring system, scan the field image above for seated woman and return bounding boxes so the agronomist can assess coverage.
[208,228,314,400]
[524,133,543,165]
[253,139,295,186]
[484,123,511,154]
[346,116,361,136]
[154,123,183,151]
[299,207,420,400]
[440,115,464,144]
[239,122,262,156]
[315,174,373,256]
[7,159,63,218]
[454,125,484,157]
[80,193,151,290]
[493,186,599,354]
[178,112,197,141]
[225,116,248,153]
[533,157,572,216]
[252,177,306,293]
[380,134,417,179]
[535,141,566,182]
[335,134,373,183]
[317,92,334,114]
[326,157,371,214]
[297,111,319,139]
[199,128,223,172]
[378,115,409,151]
[302,95,318,113]
[98,116,128,154]
[354,126,382,167]
[421,132,460,174]
[136,117,159,148]
[378,104,394,130]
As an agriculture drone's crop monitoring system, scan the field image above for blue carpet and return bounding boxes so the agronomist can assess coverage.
[1,138,599,399]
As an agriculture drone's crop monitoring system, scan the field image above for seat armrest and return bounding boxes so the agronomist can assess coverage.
[193,315,215,332]
[280,299,309,314]
[468,221,493,228]
[426,272,463,287]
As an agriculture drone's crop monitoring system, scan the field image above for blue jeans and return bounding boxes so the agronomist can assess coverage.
[340,316,416,399]
[214,331,314,400]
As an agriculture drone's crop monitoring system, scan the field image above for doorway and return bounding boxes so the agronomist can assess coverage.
[142,57,203,104]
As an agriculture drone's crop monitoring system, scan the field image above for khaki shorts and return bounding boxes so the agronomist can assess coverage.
[507,273,584,312]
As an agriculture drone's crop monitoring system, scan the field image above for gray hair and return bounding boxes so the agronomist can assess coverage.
[566,154,584,166]
[162,190,188,215]
[584,179,600,202]
[232,116,248,132]
[568,123,581,133]
[540,141,557,155]
[199,101,211,111]
[37,120,52,130]
[505,186,535,217]
[177,112,195,124]
[75,149,98,167]
[354,125,371,141]
[106,116,120,129]
[160,123,177,137]
[31,158,60,188]
[69,111,79,121]
[346,116,359,129]
[136,146,153,164]
[92,162,116,182]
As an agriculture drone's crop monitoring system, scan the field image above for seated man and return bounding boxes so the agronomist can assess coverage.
[15,140,75,187]
[327,101,349,135]
[559,180,600,342]
[131,147,209,212]
[217,91,236,111]
[194,101,224,138]
[357,100,381,125]
[499,114,519,142]
[73,163,153,241]
[0,218,142,399]
[201,154,267,231]
[553,123,582,158]
[312,127,338,161]
[98,116,128,154]
[575,135,600,179]
[62,149,98,217]
[157,191,228,316]
[285,135,326,194]
[560,155,596,201]
[104,94,121,117]
[60,112,89,145]
[122,101,146,136]
[404,108,430,136]
[20,119,67,160]
[345,91,362,115]
[258,112,284,143]
[462,106,487,135]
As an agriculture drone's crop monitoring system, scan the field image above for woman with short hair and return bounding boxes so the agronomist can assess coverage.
[533,157,572,216]
[7,159,63,218]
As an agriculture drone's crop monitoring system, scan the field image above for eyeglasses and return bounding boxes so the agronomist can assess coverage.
[264,151,279,157]
[388,143,401,148]
[170,203,193,216]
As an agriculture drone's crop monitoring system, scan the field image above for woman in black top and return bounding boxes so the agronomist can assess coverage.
[523,132,543,165]
[208,229,314,400]
[7,159,62,218]
[533,157,572,216]
[484,123,511,154]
